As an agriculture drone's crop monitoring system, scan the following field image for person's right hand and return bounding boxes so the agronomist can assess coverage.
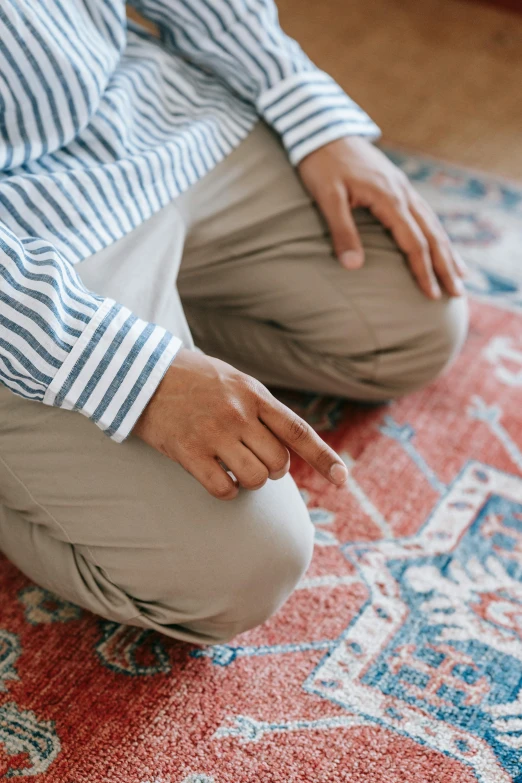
[133,348,348,500]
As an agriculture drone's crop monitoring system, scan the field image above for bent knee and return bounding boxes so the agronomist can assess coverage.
[116,475,315,645]
[195,486,315,643]
[374,292,469,398]
[203,538,314,642]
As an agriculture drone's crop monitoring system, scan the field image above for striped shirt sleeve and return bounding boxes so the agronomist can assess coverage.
[0,224,181,442]
[128,0,381,165]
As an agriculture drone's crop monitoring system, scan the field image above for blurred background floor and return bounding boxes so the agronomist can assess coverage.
[276,0,522,179]
[129,0,522,179]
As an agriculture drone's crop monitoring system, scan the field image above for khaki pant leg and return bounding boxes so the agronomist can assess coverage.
[0,196,314,645]
[176,122,468,400]
[0,386,314,645]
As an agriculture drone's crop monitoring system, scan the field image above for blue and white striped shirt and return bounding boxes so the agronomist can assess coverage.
[0,0,380,442]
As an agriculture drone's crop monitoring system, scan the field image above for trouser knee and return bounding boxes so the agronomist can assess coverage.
[372,293,469,398]
[119,475,315,645]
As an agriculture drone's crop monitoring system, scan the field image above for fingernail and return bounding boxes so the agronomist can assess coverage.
[431,283,441,299]
[339,251,363,270]
[330,462,348,484]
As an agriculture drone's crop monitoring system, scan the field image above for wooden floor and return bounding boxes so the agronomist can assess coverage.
[277,0,522,179]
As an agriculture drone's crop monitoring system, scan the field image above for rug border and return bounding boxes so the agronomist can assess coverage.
[380,143,522,191]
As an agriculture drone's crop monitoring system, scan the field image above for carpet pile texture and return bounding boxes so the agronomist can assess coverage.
[0,153,521,782]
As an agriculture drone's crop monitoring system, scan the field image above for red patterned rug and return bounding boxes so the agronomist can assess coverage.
[1,154,522,783]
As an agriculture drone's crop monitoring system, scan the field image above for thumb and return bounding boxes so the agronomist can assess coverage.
[317,186,364,270]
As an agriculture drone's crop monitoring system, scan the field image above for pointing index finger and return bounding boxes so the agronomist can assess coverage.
[260,399,348,485]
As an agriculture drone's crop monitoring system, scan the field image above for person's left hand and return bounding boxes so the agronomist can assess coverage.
[297,136,467,300]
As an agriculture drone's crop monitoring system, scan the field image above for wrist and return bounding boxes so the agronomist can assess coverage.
[132,347,194,441]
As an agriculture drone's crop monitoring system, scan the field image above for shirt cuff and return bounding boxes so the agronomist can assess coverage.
[258,70,381,166]
[43,297,182,443]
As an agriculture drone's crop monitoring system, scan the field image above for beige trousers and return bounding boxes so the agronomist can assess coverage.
[0,123,468,644]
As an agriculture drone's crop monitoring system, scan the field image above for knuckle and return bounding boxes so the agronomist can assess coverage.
[257,390,276,416]
[241,374,263,397]
[287,415,310,443]
[232,412,250,429]
[374,177,400,201]
[179,434,203,457]
[323,182,345,202]
[388,190,403,209]
[270,450,290,474]
[439,236,455,255]
[242,468,269,490]
[372,173,390,193]
[225,401,250,429]
[332,182,347,201]
[412,235,429,256]
[241,376,269,410]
